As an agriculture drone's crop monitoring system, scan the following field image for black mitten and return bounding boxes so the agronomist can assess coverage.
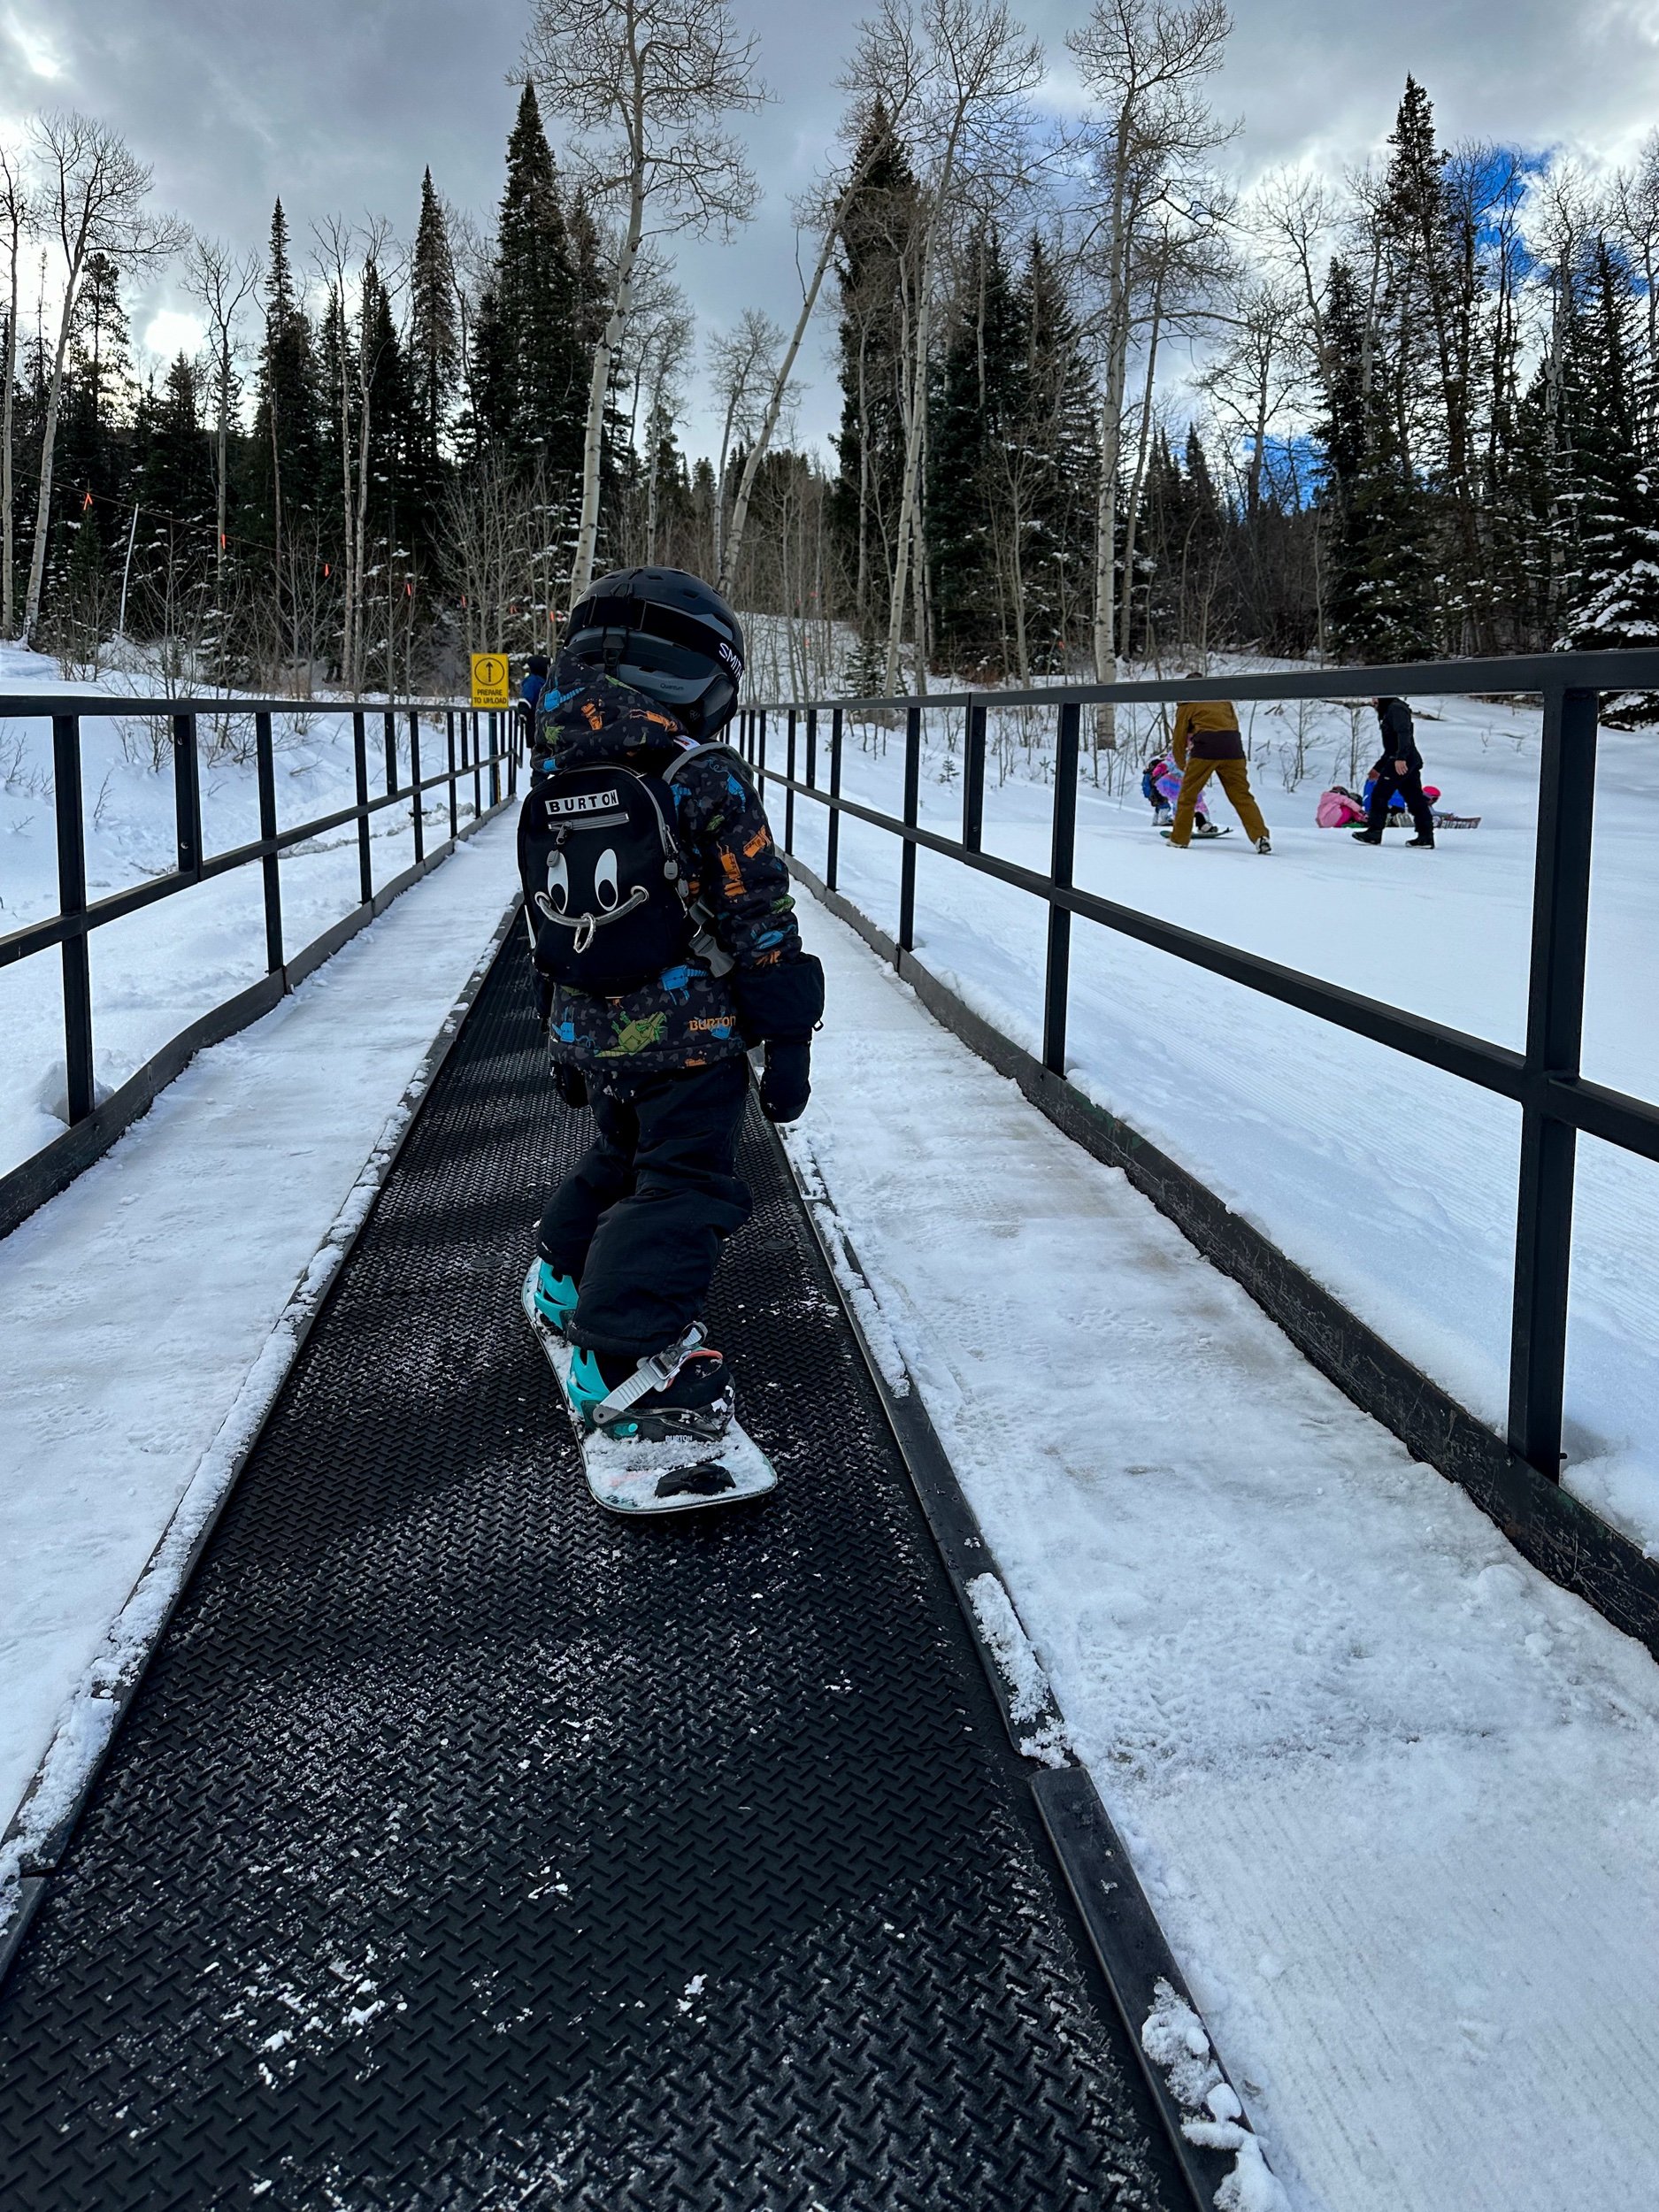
[552,1060,588,1110]
[760,1041,811,1125]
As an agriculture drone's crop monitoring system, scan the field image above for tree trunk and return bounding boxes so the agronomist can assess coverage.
[570,178,644,606]
[884,251,933,696]
[2,229,18,636]
[22,275,83,644]
[1118,278,1164,666]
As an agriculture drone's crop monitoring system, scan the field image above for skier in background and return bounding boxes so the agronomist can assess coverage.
[1352,697,1435,849]
[1164,692,1271,854]
[518,567,824,1443]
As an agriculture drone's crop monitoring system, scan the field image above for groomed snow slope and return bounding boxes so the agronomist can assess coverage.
[781,691,1659,1554]
[790,894,1659,2212]
[0,810,519,1858]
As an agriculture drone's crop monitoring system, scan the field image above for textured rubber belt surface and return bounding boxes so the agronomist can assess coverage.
[0,941,1179,2211]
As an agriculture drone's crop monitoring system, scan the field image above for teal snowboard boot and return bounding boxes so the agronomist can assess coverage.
[533,1261,578,1335]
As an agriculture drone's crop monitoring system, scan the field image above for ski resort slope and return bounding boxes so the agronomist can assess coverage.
[791,895,1659,2212]
[785,694,1659,1555]
[0,810,519,1861]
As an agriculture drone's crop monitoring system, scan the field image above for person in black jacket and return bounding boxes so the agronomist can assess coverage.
[1353,697,1434,849]
[518,568,824,1440]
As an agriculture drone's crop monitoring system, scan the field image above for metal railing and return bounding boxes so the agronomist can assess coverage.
[739,652,1659,1489]
[1,691,519,1164]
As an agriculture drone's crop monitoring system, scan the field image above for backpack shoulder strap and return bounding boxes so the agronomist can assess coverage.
[663,740,751,792]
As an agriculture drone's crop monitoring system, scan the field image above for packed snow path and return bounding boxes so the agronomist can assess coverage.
[0,936,1183,2212]
[791,895,1659,2212]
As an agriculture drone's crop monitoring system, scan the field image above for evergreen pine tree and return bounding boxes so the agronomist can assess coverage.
[255,201,325,575]
[492,83,587,482]
[406,168,457,546]
[928,224,1021,672]
[1561,238,1659,718]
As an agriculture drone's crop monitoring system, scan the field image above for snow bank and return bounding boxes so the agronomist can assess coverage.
[795,892,1659,2212]
[0,808,520,1894]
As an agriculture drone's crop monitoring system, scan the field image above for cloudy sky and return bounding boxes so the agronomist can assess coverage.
[4,0,1659,460]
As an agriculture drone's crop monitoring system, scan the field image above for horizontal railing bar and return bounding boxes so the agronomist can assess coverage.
[0,752,514,968]
[772,770,1659,1158]
[751,649,1659,717]
[0,693,474,718]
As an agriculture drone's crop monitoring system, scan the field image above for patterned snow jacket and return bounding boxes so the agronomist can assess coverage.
[517,660,824,1084]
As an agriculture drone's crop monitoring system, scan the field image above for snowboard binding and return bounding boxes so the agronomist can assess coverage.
[566,1326,735,1443]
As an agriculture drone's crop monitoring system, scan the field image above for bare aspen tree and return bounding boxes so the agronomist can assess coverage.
[708,308,783,581]
[21,114,183,643]
[185,235,261,600]
[0,137,30,638]
[848,0,1041,695]
[718,74,926,601]
[636,303,695,563]
[1066,0,1232,738]
[523,0,764,605]
[315,217,401,694]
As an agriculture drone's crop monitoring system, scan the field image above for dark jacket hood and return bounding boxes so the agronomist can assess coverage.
[537,654,691,772]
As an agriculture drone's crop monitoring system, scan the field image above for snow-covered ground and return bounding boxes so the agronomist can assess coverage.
[1,643,493,1178]
[789,893,1659,2212]
[779,685,1659,1552]
[0,808,520,1886]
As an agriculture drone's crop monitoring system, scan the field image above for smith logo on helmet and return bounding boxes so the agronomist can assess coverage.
[546,787,624,818]
[717,641,743,674]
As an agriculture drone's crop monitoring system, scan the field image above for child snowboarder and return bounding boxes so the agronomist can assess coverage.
[518,567,824,1454]
[1164,694,1271,853]
[1353,697,1434,849]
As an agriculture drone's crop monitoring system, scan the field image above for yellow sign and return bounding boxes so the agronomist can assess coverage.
[470,652,511,710]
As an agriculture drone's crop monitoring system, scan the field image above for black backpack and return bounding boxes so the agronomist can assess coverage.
[523,759,699,994]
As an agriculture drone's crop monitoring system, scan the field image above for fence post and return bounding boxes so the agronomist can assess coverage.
[785,708,797,855]
[899,703,922,955]
[1042,700,1080,1078]
[53,714,95,1125]
[827,707,844,893]
[408,710,425,864]
[352,710,373,906]
[383,710,398,801]
[489,711,500,808]
[471,710,482,821]
[173,712,203,879]
[805,705,818,795]
[256,710,283,974]
[446,710,458,842]
[963,695,987,853]
[1508,681,1599,1479]
[757,708,768,800]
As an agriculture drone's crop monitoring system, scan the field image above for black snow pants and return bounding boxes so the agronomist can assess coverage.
[1366,768,1435,841]
[535,1056,752,1360]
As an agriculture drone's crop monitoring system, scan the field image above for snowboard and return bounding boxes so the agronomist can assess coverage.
[1161,826,1233,841]
[519,1262,778,1517]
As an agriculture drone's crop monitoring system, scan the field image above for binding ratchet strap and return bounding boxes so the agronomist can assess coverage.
[595,1325,706,1424]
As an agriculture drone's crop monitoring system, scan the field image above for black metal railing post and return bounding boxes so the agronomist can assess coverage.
[899,704,922,954]
[963,695,987,854]
[352,710,373,906]
[256,710,283,974]
[446,710,458,842]
[173,712,202,879]
[408,710,425,864]
[470,710,481,821]
[1508,681,1599,1479]
[384,710,399,800]
[53,714,95,1125]
[827,707,844,893]
[785,709,797,855]
[805,705,818,796]
[489,711,501,809]
[757,708,768,799]
[1042,700,1081,1078]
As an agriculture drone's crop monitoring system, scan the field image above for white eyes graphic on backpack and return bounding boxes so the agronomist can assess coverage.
[527,764,693,987]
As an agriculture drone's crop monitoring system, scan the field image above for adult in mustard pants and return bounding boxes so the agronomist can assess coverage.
[1166,698,1271,853]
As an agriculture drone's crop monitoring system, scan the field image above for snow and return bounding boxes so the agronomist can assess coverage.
[792,889,1659,2212]
[0,804,520,1903]
[777,682,1659,1555]
[963,1570,1071,1765]
[1,642,494,1179]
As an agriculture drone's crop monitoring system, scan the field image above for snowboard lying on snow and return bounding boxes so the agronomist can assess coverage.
[519,1261,777,1516]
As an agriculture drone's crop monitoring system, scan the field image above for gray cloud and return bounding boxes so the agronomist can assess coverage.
[4,0,1656,464]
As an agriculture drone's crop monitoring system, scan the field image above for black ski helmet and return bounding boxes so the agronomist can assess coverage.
[559,567,744,740]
